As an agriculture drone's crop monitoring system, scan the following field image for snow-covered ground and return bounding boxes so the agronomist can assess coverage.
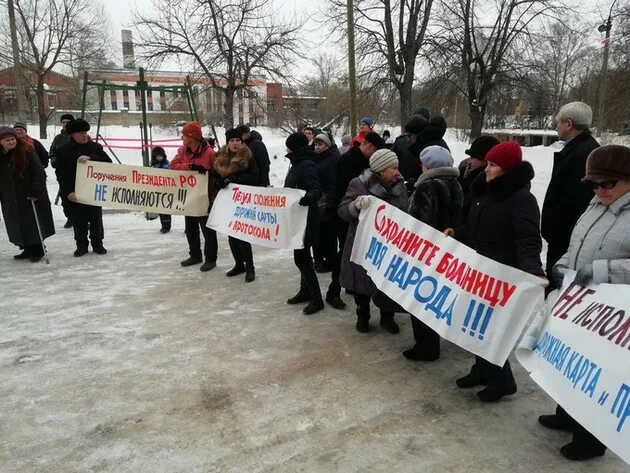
[0,126,627,472]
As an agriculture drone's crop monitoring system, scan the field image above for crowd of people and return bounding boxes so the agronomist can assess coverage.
[1,101,629,462]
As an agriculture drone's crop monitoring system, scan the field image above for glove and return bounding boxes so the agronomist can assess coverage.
[299,196,312,206]
[550,264,568,287]
[26,192,43,201]
[574,264,594,287]
[353,195,370,211]
[215,177,230,189]
[190,164,207,174]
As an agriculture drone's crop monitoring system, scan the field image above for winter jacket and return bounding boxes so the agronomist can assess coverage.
[314,146,341,221]
[244,130,270,187]
[335,146,369,208]
[556,192,630,284]
[396,125,450,190]
[55,139,112,198]
[209,145,258,205]
[541,131,599,252]
[409,167,464,232]
[350,129,371,148]
[31,139,49,169]
[458,164,485,219]
[169,138,215,171]
[338,169,408,295]
[284,147,322,247]
[454,161,544,276]
[0,148,55,247]
[150,161,170,169]
[49,129,71,168]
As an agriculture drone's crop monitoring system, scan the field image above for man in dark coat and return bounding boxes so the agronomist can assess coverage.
[284,132,324,315]
[541,102,599,292]
[55,119,112,256]
[237,125,270,186]
[458,135,500,218]
[0,126,55,262]
[13,123,49,169]
[50,113,75,228]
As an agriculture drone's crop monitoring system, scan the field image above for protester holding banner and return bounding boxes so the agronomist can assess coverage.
[170,121,217,271]
[0,126,55,262]
[150,146,172,234]
[213,129,259,282]
[50,113,75,229]
[338,149,408,333]
[55,119,112,257]
[445,141,544,402]
[539,144,630,461]
[284,132,325,315]
[402,146,463,361]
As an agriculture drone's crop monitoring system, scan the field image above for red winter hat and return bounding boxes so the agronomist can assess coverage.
[485,141,522,172]
[181,121,203,141]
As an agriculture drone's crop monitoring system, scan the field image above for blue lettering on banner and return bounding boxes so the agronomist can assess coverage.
[365,237,388,271]
[94,184,108,201]
[612,384,630,432]
[257,211,277,224]
[461,299,495,340]
[234,206,256,221]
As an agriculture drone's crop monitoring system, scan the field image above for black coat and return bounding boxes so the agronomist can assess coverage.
[455,161,544,276]
[409,167,464,232]
[49,129,71,168]
[334,146,368,208]
[458,164,485,219]
[284,148,322,246]
[55,139,112,198]
[245,130,270,187]
[33,139,49,169]
[0,148,55,247]
[314,146,340,221]
[541,131,599,252]
[395,125,450,188]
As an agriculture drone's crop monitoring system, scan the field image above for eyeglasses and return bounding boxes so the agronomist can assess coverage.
[589,180,618,190]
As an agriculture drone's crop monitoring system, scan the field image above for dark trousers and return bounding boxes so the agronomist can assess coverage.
[327,219,348,298]
[61,196,72,221]
[228,236,254,267]
[410,316,440,357]
[185,215,217,262]
[555,405,607,452]
[294,247,322,302]
[313,218,337,264]
[472,356,515,388]
[72,203,104,249]
[354,293,394,320]
[159,213,171,229]
[545,242,568,295]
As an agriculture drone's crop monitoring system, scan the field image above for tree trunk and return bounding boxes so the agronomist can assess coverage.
[398,67,415,125]
[223,87,235,128]
[469,104,485,139]
[36,77,48,139]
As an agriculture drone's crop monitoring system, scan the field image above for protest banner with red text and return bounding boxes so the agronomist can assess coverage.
[74,161,209,216]
[207,184,307,249]
[350,197,545,366]
[517,276,630,465]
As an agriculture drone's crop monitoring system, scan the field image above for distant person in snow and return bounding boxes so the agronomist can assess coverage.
[13,122,49,169]
[150,146,172,234]
[50,113,75,229]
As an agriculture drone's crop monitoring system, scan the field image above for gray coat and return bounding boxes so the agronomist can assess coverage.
[338,169,408,295]
[557,192,630,284]
[0,149,55,247]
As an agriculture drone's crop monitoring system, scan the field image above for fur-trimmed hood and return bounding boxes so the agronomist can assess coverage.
[213,145,253,178]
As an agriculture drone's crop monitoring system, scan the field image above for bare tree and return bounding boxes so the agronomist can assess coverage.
[432,0,561,138]
[329,0,434,124]
[9,0,107,138]
[135,0,303,127]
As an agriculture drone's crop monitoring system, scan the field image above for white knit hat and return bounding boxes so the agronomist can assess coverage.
[370,149,398,173]
[314,133,331,147]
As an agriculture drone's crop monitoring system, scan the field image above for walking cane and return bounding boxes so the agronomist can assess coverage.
[30,199,50,265]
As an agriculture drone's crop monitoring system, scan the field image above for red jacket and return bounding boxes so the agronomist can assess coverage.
[349,129,372,148]
[169,139,216,170]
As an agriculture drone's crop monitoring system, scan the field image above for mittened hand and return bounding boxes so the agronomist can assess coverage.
[353,195,370,210]
[190,164,207,174]
[215,177,230,189]
[573,264,593,287]
[551,264,569,287]
[298,196,311,206]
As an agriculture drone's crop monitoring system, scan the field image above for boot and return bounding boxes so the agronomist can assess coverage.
[325,295,346,310]
[200,260,216,272]
[403,345,439,362]
[29,247,45,262]
[476,384,517,402]
[559,442,606,461]
[303,299,324,315]
[538,414,573,431]
[93,245,108,255]
[226,264,246,277]
[181,256,203,267]
[13,249,31,260]
[456,369,486,388]
[287,289,310,304]
[245,267,256,282]
[355,306,371,333]
[315,261,332,273]
[74,247,88,257]
[63,219,73,229]
[160,227,171,234]
[379,313,400,334]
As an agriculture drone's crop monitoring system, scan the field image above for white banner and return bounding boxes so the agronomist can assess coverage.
[208,184,307,249]
[516,275,630,465]
[74,161,209,216]
[350,197,545,366]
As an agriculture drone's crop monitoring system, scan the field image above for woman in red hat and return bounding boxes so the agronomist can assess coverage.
[445,141,546,402]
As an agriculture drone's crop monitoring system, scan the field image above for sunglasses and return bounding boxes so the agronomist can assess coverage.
[589,180,618,190]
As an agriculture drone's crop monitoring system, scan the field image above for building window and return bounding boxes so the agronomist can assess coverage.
[110,90,118,110]
[47,93,57,109]
[122,89,129,109]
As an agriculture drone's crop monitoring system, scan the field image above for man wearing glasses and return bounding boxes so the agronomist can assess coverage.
[50,114,75,228]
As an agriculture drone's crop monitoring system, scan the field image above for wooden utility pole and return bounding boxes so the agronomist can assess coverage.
[8,0,27,123]
[346,0,357,137]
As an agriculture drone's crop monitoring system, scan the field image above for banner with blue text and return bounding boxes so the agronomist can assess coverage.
[517,276,630,465]
[350,197,545,366]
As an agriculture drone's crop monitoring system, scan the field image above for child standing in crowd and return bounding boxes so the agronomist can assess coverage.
[150,146,172,234]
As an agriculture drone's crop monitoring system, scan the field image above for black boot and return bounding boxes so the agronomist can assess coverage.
[160,226,171,234]
[476,384,517,402]
[93,245,108,255]
[303,299,324,315]
[287,289,310,304]
[74,247,88,257]
[326,295,346,310]
[200,260,216,272]
[13,249,31,260]
[245,267,256,282]
[538,414,573,431]
[559,442,606,461]
[29,246,45,262]
[63,219,73,229]
[355,306,371,333]
[226,264,246,277]
[402,345,439,362]
[456,369,486,388]
[379,313,400,334]
[181,256,203,267]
